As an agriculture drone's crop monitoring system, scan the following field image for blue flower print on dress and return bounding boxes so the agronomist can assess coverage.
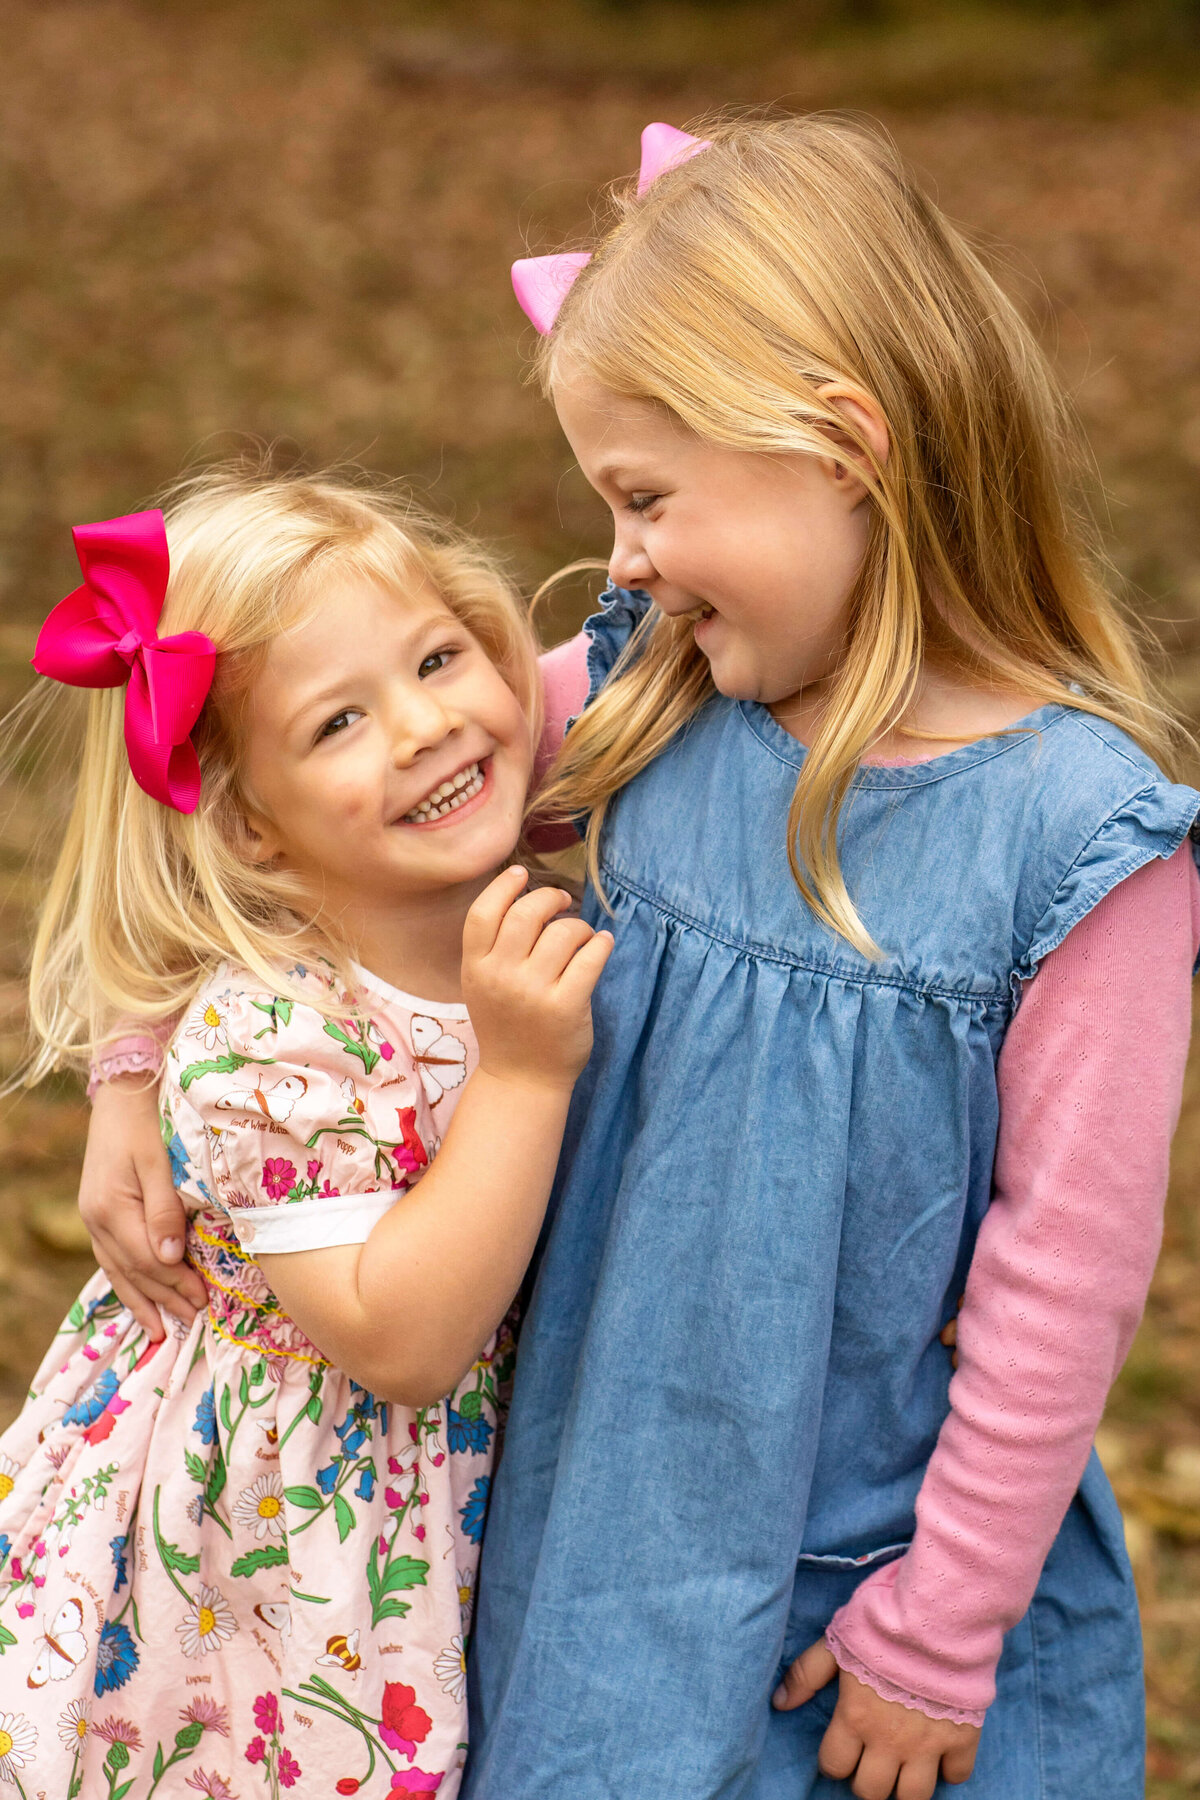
[0,1534,9,1567]
[459,1475,491,1545]
[316,1460,340,1495]
[447,1407,494,1457]
[335,1419,368,1458]
[167,1131,190,1186]
[62,1368,119,1428]
[355,1463,377,1502]
[192,1386,217,1445]
[94,1619,139,1694]
[110,1534,128,1593]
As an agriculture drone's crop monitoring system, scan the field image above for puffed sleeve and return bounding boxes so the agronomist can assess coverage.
[165,977,435,1257]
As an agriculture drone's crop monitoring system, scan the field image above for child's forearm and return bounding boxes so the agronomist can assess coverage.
[826,845,1200,1723]
[261,1067,572,1405]
[354,1067,569,1398]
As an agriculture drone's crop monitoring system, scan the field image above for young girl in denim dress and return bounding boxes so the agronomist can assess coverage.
[80,122,1198,1798]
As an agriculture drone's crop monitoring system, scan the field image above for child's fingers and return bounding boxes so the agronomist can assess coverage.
[139,1160,191,1268]
[99,1266,167,1341]
[896,1757,943,1800]
[938,1317,960,1368]
[817,1709,864,1783]
[939,1740,979,1785]
[94,1237,201,1329]
[462,865,530,959]
[849,1745,900,1800]
[525,916,602,982]
[552,929,614,1002]
[490,886,573,961]
[772,1638,838,1710]
[90,1235,199,1335]
[87,1200,206,1324]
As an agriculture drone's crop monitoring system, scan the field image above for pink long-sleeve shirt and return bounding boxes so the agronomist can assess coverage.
[95,633,1199,1725]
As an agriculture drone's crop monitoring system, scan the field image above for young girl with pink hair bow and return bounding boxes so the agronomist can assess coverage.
[75,119,1199,1799]
[0,469,611,1796]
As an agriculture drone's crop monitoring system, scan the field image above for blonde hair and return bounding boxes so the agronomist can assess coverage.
[533,113,1183,955]
[23,466,541,1080]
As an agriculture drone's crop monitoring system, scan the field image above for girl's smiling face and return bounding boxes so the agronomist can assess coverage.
[554,377,884,723]
[239,575,533,932]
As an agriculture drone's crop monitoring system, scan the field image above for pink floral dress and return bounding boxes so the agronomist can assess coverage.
[0,960,510,1800]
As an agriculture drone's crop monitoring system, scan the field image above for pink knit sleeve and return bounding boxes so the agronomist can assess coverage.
[86,1024,174,1098]
[825,843,1200,1725]
[527,633,591,854]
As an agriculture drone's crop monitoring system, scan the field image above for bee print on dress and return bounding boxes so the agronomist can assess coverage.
[410,1017,468,1107]
[317,1629,361,1674]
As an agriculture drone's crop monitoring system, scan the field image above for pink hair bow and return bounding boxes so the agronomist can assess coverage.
[32,510,216,813]
[512,122,711,334]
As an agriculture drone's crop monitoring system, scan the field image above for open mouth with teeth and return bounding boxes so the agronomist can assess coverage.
[401,760,487,825]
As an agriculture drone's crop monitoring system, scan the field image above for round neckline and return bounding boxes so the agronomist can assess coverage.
[738,699,1069,787]
[350,962,470,1020]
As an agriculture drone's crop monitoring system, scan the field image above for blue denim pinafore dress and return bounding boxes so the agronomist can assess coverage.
[466,588,1200,1800]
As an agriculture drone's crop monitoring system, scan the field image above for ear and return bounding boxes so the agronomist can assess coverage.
[237,803,285,867]
[813,382,889,502]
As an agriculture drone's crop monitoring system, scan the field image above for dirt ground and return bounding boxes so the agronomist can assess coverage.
[0,1,1198,1789]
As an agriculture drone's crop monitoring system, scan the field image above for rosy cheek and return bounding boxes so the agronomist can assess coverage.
[317,777,373,826]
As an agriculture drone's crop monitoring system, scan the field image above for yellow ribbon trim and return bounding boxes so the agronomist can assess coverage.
[190,1216,252,1261]
[192,1213,329,1364]
[205,1311,329,1367]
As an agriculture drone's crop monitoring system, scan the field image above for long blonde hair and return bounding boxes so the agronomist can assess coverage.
[533,113,1182,954]
[23,467,541,1080]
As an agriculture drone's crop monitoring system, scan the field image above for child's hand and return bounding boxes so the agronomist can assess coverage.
[462,866,613,1094]
[773,1640,980,1799]
[80,1078,207,1338]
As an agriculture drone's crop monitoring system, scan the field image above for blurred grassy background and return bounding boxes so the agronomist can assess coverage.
[0,0,1198,1787]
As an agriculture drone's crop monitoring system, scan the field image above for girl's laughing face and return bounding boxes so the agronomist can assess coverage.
[554,376,883,722]
[239,575,533,926]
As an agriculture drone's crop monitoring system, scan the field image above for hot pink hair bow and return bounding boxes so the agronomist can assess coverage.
[32,510,216,813]
[512,121,711,334]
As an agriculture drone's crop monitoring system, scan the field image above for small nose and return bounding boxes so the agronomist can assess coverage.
[390,688,462,765]
[608,519,656,590]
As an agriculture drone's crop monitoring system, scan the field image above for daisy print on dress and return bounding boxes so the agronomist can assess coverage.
[184,995,233,1053]
[232,1475,287,1540]
[0,1712,38,1787]
[434,1637,468,1704]
[0,1455,20,1504]
[410,1017,468,1108]
[177,1584,238,1659]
